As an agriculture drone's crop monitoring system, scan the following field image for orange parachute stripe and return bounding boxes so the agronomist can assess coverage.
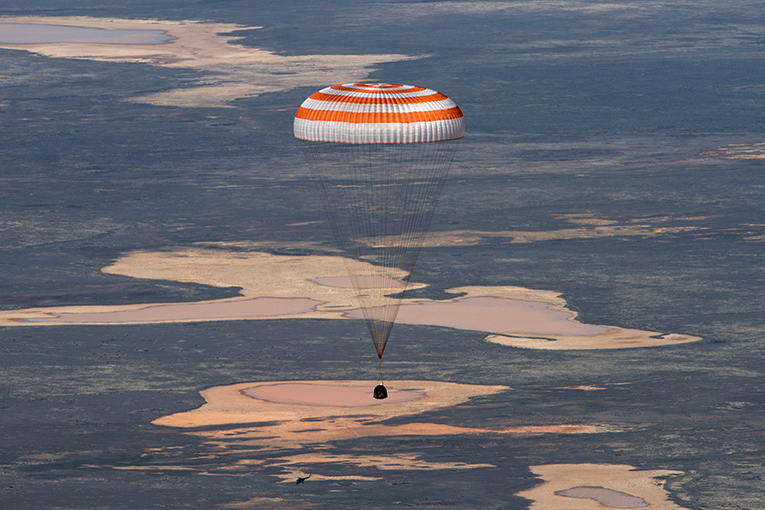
[295,106,463,124]
[330,84,428,94]
[351,82,403,88]
[309,91,448,105]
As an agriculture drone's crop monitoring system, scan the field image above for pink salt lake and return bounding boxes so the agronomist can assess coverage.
[0,23,175,45]
[242,383,426,407]
[35,298,320,324]
[346,296,607,336]
[312,275,405,289]
[556,486,649,508]
[25,295,606,337]
[18,272,607,338]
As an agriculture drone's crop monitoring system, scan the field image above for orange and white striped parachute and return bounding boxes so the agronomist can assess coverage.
[295,83,463,383]
[294,82,464,144]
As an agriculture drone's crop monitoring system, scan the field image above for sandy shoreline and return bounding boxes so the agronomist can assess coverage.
[155,380,507,429]
[0,16,416,107]
[140,380,630,488]
[516,463,686,509]
[154,379,624,444]
[135,379,678,506]
[0,248,702,350]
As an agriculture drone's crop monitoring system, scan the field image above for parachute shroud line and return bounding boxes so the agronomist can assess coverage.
[295,82,464,364]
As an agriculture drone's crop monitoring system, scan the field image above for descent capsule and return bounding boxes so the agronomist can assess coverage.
[373,384,388,400]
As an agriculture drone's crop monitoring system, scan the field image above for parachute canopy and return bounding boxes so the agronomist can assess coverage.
[294,82,464,144]
[295,83,463,360]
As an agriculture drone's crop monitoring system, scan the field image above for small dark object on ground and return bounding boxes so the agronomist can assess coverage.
[374,384,388,399]
[296,475,311,484]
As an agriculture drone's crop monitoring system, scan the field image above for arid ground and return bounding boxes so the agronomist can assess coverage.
[1,2,764,509]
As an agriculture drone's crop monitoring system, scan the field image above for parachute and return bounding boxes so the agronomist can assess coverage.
[295,83,464,396]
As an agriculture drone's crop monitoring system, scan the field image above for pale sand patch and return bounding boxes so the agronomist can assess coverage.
[374,224,701,248]
[555,213,617,225]
[275,473,383,483]
[626,215,715,223]
[192,451,493,478]
[702,143,765,160]
[0,249,418,325]
[368,212,711,248]
[516,463,686,509]
[554,386,607,391]
[271,452,494,477]
[223,497,317,510]
[0,16,417,107]
[111,465,197,471]
[0,248,701,350]
[102,249,416,304]
[153,380,623,446]
[193,240,340,252]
